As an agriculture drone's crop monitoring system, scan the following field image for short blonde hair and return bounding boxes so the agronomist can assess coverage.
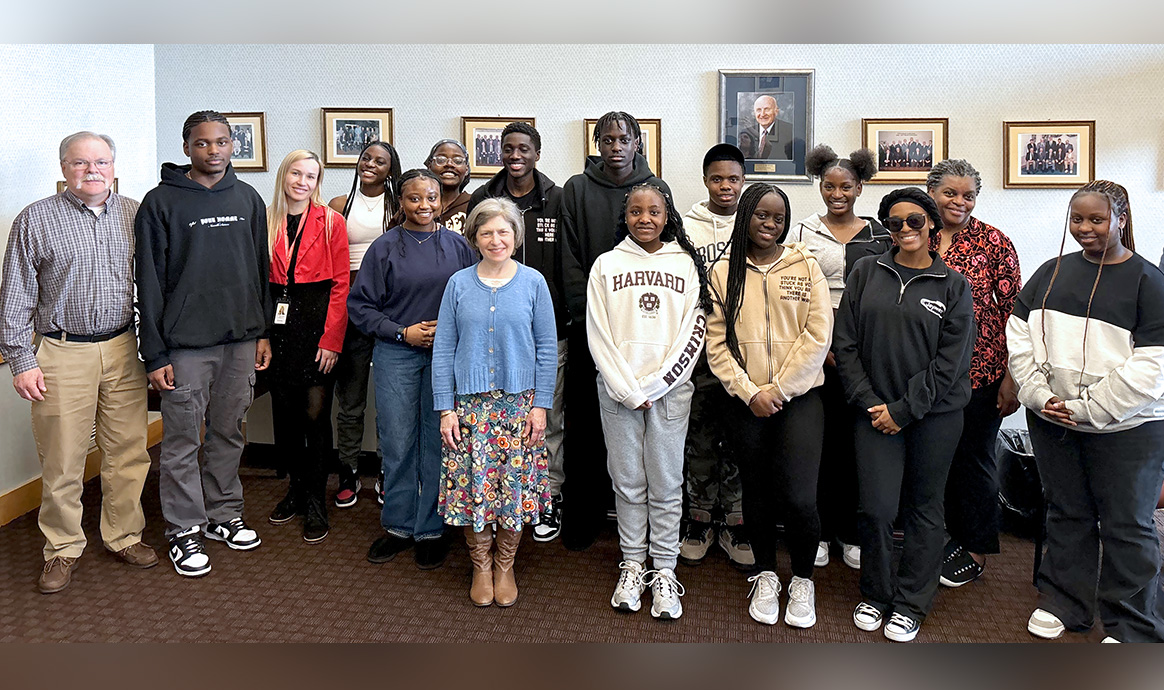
[463,197,524,252]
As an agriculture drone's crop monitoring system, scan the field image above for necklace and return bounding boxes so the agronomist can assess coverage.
[404,228,437,245]
[357,189,382,213]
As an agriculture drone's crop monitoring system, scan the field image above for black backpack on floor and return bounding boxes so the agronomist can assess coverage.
[997,428,1044,539]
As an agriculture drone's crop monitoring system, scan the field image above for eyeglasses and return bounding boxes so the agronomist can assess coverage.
[432,155,466,166]
[65,159,113,170]
[884,213,928,233]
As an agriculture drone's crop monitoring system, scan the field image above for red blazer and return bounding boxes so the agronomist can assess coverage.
[269,202,350,353]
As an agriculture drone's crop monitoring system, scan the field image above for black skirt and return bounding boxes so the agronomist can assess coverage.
[269,281,333,387]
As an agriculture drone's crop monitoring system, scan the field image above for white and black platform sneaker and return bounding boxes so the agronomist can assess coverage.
[205,517,262,550]
[169,526,212,577]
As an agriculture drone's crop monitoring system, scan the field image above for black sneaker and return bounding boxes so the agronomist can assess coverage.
[414,535,449,570]
[940,542,984,587]
[367,533,412,563]
[335,470,360,509]
[532,494,563,543]
[303,498,329,544]
[205,517,262,551]
[268,490,299,525]
[168,526,212,577]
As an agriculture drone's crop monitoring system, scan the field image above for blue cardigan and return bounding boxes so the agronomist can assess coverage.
[432,263,558,410]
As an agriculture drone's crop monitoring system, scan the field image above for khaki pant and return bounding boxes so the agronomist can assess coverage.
[31,331,151,560]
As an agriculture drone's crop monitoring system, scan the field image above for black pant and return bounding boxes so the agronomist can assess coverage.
[333,314,376,475]
[817,364,859,545]
[944,377,1004,554]
[561,322,614,546]
[271,379,336,513]
[735,388,824,577]
[856,408,962,622]
[1027,411,1164,642]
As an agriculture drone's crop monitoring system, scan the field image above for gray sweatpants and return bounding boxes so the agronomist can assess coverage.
[544,338,568,495]
[159,341,256,538]
[597,375,693,571]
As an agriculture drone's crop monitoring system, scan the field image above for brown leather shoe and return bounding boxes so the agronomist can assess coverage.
[493,528,522,607]
[38,556,77,594]
[114,542,159,569]
[464,526,494,606]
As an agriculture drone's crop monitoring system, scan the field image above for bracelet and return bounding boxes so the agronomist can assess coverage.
[440,410,456,418]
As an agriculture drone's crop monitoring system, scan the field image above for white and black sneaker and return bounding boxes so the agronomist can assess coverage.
[375,473,385,506]
[643,567,685,620]
[205,517,262,550]
[853,601,884,631]
[884,612,921,642]
[169,526,211,577]
[611,560,646,612]
[532,494,563,543]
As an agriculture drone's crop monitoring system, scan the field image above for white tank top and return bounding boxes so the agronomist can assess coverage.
[346,189,386,270]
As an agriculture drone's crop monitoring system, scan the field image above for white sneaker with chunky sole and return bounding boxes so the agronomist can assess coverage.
[747,571,781,625]
[611,560,646,612]
[644,567,685,620]
[1027,608,1065,640]
[815,541,829,567]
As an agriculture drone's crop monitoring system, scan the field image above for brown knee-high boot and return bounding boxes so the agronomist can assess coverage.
[464,526,494,606]
[493,528,522,607]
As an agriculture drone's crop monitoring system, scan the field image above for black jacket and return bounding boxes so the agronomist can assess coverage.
[560,153,669,323]
[134,163,272,371]
[833,248,974,428]
[467,168,567,335]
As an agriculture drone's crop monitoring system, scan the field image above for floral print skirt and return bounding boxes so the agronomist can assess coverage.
[439,389,549,532]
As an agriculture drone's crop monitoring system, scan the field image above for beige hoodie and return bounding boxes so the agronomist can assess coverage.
[706,241,833,404]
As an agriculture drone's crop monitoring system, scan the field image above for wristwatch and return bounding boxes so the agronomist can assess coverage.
[395,325,406,343]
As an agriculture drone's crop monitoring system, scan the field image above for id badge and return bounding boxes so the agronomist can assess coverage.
[274,301,290,325]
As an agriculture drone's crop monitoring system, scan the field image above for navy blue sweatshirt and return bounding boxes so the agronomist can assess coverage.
[347,226,476,343]
[833,248,975,427]
[134,162,271,371]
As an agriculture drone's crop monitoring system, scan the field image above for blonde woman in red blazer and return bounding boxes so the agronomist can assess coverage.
[265,149,350,544]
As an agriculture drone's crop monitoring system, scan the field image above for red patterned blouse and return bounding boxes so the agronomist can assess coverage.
[930,217,1021,389]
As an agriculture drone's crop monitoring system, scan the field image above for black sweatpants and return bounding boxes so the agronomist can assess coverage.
[734,388,824,577]
[856,408,962,622]
[270,379,336,512]
[561,322,614,547]
[944,377,1004,555]
[817,364,859,546]
[1027,411,1164,643]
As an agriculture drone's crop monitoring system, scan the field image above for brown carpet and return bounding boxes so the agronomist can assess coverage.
[1,453,1159,643]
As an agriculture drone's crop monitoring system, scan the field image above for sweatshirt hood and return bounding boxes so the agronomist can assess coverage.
[160,161,239,192]
[583,153,658,188]
[483,167,557,206]
[746,241,813,270]
[794,212,890,242]
[614,236,689,258]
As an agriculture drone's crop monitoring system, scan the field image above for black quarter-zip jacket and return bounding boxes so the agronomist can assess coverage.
[832,247,975,428]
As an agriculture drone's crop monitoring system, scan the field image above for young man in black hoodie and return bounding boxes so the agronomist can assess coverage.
[135,111,273,577]
[559,111,671,550]
[465,121,568,542]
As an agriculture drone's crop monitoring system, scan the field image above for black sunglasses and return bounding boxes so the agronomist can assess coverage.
[884,213,929,233]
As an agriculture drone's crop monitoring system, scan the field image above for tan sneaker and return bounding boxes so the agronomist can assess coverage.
[38,556,77,594]
[114,542,159,569]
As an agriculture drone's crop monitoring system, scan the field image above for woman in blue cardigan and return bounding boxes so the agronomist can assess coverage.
[432,197,557,608]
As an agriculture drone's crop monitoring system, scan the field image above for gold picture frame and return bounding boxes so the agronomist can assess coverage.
[222,112,268,172]
[861,118,949,184]
[321,108,393,167]
[1003,120,1095,189]
[461,116,536,178]
[584,117,662,178]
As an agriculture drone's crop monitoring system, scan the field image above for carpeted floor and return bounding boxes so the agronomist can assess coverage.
[1,453,1159,643]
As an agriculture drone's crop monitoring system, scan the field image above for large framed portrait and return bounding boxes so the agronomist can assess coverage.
[584,117,662,177]
[861,118,948,184]
[321,108,393,167]
[1002,120,1095,189]
[718,69,813,182]
[223,112,268,172]
[461,116,536,178]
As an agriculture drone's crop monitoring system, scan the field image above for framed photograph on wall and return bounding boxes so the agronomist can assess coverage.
[321,108,393,167]
[461,116,536,178]
[57,179,118,193]
[1003,120,1095,189]
[718,69,813,182]
[861,118,948,184]
[223,112,268,172]
[584,118,662,177]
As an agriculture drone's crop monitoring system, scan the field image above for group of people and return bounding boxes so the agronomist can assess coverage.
[2,108,1163,643]
[877,137,934,170]
[474,131,504,167]
[1023,134,1078,176]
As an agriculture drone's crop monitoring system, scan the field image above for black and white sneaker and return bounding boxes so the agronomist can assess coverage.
[884,612,921,642]
[169,526,211,577]
[940,542,984,587]
[205,517,262,550]
[375,473,385,506]
[532,494,563,543]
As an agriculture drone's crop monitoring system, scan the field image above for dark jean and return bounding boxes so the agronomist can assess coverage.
[372,340,443,541]
[1027,411,1164,642]
[944,377,1004,554]
[333,315,376,474]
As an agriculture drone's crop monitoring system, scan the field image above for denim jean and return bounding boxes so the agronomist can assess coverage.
[372,340,443,541]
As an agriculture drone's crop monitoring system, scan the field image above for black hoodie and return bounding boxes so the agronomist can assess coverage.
[466,168,566,335]
[833,247,974,428]
[560,153,670,323]
[134,162,272,371]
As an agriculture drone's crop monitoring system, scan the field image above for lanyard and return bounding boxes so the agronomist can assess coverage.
[282,211,309,299]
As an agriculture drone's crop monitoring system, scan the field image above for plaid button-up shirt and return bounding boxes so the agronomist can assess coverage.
[0,190,138,375]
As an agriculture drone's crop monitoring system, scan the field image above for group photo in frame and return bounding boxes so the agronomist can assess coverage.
[223,112,268,172]
[462,116,536,178]
[584,117,662,177]
[1003,120,1095,189]
[321,108,393,167]
[861,118,949,184]
[718,69,813,182]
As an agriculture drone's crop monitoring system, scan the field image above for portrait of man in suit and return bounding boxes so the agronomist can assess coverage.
[739,94,793,160]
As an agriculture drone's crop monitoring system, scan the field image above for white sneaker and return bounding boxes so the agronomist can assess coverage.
[884,612,921,642]
[169,526,211,577]
[747,571,781,625]
[814,541,829,567]
[841,542,861,569]
[643,567,685,620]
[784,576,817,628]
[1027,608,1065,639]
[1101,636,1120,643]
[853,601,883,631]
[610,560,646,612]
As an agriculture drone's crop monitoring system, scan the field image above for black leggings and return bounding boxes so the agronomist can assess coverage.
[817,364,859,545]
[270,380,336,509]
[734,388,824,577]
[944,377,1004,554]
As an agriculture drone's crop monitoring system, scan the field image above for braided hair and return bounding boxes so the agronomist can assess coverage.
[394,168,446,259]
[593,111,643,155]
[340,141,402,230]
[182,110,230,142]
[720,183,792,367]
[614,183,713,314]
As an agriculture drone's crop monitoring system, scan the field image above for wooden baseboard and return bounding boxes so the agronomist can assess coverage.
[0,417,164,527]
